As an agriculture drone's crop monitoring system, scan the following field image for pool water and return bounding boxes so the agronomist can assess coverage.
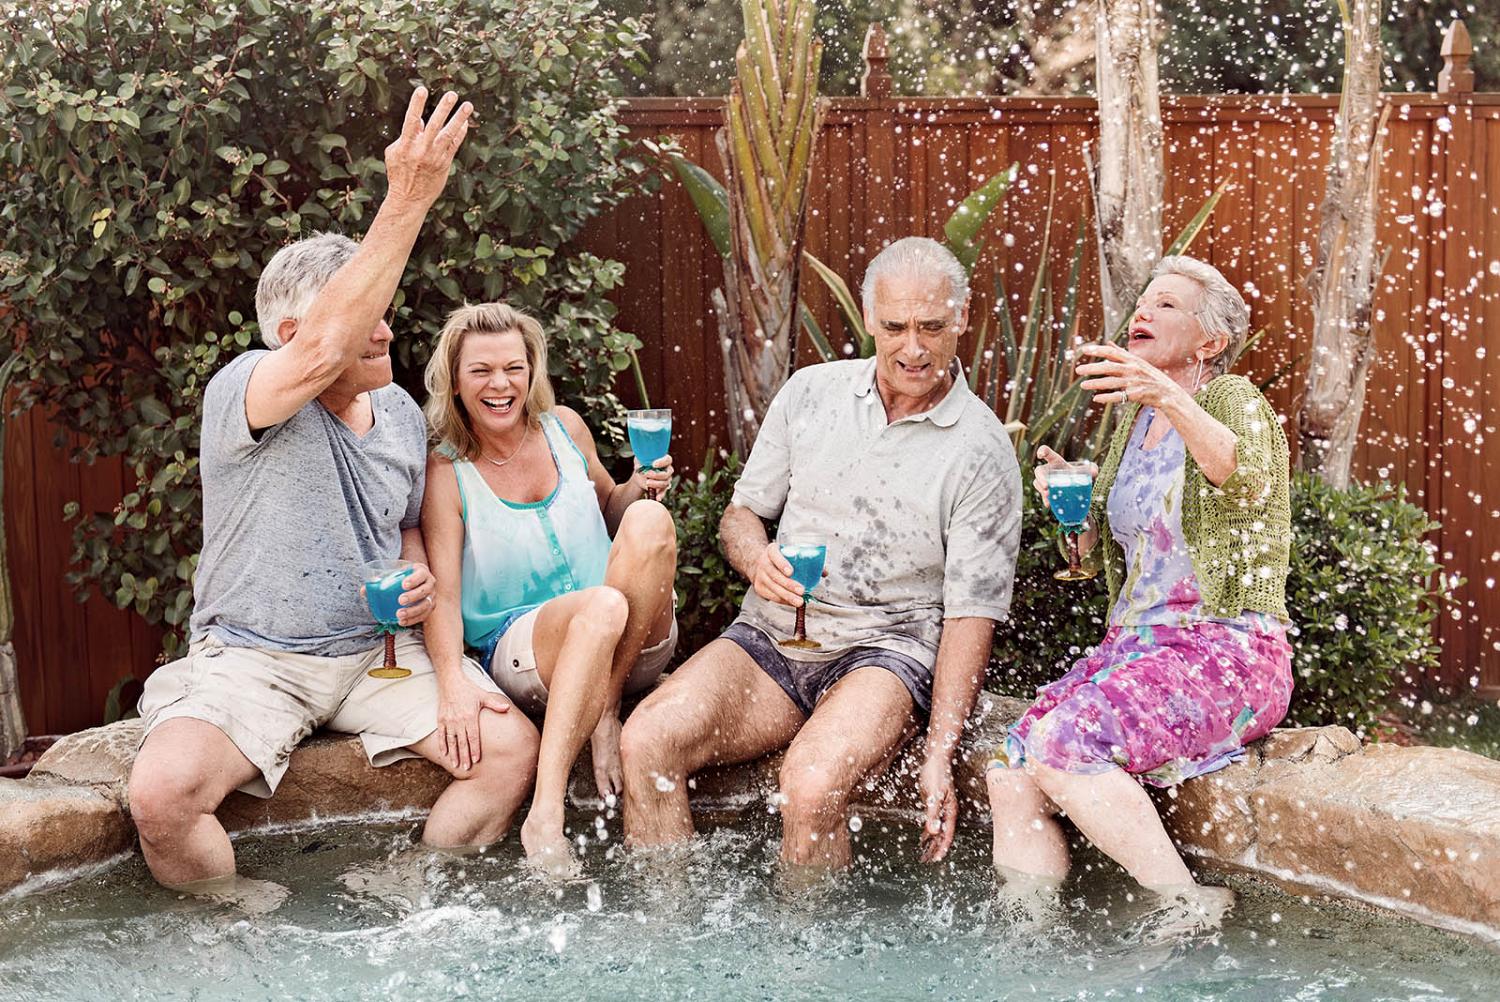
[3,812,1498,1001]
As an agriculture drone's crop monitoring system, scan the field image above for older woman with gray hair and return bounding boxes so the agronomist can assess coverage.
[986,255,1293,930]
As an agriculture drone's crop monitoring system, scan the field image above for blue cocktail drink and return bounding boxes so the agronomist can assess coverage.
[1047,472,1093,529]
[359,559,416,678]
[777,534,827,649]
[1044,463,1097,582]
[627,408,672,500]
[365,566,415,626]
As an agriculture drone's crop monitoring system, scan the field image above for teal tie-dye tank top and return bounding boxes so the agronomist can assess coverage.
[453,412,612,649]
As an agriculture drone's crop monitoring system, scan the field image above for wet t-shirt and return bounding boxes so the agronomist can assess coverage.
[188,350,428,656]
[730,358,1022,669]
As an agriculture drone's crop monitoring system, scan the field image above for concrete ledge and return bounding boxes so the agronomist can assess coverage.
[6,700,1500,944]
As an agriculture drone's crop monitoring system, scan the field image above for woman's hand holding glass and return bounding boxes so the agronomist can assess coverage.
[631,454,674,501]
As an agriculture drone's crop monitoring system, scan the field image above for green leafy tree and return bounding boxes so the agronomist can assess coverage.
[0,0,662,652]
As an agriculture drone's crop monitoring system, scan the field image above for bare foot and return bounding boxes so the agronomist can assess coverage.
[168,874,289,915]
[1139,883,1235,944]
[590,712,624,800]
[520,813,582,879]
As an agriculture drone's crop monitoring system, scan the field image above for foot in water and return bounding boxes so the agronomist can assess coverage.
[168,874,289,915]
[1138,883,1235,944]
[520,813,582,878]
[993,864,1065,932]
[590,712,624,801]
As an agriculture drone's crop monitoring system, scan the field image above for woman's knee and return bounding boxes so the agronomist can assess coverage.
[578,585,630,637]
[986,766,1050,818]
[616,501,677,563]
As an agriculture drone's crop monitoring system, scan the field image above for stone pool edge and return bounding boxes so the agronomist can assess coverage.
[1,694,1496,945]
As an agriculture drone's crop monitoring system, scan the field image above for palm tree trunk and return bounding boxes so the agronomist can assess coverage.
[0,354,26,761]
[1298,0,1386,487]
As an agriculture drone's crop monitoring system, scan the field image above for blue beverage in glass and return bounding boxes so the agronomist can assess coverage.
[777,534,827,649]
[626,408,672,500]
[1047,473,1093,529]
[358,559,416,678]
[1044,463,1098,582]
[780,543,827,594]
[365,566,414,626]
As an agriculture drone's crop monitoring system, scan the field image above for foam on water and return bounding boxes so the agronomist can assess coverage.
[3,816,1498,1001]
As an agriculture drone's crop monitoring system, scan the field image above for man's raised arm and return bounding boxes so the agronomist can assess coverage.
[245,87,473,430]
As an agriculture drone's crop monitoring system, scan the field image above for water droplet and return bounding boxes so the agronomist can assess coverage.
[586,883,603,913]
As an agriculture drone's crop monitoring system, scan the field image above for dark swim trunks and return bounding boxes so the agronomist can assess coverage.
[721,622,933,718]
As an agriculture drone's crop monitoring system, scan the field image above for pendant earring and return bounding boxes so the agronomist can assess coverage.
[1194,357,1205,390]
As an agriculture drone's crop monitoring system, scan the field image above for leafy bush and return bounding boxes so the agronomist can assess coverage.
[670,450,747,659]
[0,0,661,651]
[991,474,1449,739]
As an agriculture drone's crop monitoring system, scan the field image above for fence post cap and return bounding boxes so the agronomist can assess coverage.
[861,22,892,99]
[1439,19,1475,94]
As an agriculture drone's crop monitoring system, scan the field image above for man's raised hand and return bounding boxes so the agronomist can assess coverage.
[384,86,473,210]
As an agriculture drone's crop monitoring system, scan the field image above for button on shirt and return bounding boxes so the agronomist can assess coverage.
[731,358,1022,669]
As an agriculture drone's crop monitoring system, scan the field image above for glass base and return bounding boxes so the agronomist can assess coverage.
[1053,568,1098,582]
[367,665,413,679]
[778,637,822,650]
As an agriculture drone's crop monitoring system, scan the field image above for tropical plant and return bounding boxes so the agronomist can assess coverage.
[670,450,749,657]
[0,0,662,653]
[709,0,826,455]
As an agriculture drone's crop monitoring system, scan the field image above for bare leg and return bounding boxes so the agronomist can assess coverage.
[620,638,803,847]
[984,766,1070,880]
[1028,761,1195,889]
[518,585,629,871]
[128,718,263,887]
[408,705,540,848]
[593,500,677,798]
[777,667,915,869]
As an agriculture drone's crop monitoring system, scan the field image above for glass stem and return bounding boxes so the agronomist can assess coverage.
[1067,531,1082,575]
[794,603,807,643]
[384,633,397,670]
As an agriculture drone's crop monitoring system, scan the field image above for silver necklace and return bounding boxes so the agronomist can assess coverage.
[482,423,530,469]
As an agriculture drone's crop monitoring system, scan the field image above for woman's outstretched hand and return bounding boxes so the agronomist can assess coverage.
[1076,343,1185,409]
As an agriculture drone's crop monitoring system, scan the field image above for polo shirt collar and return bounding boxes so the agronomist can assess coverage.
[854,357,970,428]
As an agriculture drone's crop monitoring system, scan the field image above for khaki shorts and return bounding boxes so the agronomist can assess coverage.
[136,631,500,798]
[487,607,678,718]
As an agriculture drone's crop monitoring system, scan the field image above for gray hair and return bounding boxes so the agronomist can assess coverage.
[860,236,969,312]
[1151,255,1250,375]
[254,232,359,348]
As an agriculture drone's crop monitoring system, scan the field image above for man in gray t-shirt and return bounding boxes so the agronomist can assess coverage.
[129,90,538,898]
[621,238,1022,870]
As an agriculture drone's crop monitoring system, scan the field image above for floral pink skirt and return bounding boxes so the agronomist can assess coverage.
[994,621,1293,787]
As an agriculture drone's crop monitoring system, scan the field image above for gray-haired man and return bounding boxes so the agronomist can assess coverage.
[620,237,1022,867]
[128,89,539,897]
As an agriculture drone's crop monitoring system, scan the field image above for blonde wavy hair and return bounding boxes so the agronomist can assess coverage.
[424,302,555,461]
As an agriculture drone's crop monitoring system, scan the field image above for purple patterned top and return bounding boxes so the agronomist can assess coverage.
[1106,409,1281,631]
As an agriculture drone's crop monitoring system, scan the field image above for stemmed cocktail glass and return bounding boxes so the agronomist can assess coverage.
[1045,464,1097,582]
[777,533,827,650]
[626,408,672,501]
[360,558,415,679]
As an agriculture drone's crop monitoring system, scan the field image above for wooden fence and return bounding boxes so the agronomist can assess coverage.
[6,41,1499,734]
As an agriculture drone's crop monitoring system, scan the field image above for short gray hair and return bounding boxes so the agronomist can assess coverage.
[860,236,969,312]
[254,232,359,348]
[1151,255,1250,375]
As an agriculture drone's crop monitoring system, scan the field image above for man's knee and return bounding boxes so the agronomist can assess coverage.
[128,763,213,838]
[778,751,848,822]
[620,702,685,782]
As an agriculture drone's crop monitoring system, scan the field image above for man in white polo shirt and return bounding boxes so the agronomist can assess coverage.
[620,237,1022,867]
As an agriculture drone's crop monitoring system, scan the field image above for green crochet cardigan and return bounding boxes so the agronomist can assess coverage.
[1091,374,1291,621]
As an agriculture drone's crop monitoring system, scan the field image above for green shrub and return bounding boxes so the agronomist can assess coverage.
[670,450,747,659]
[990,473,1449,739]
[0,0,661,651]
[1285,472,1447,736]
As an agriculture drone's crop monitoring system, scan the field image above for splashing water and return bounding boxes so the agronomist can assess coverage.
[2,816,1498,1001]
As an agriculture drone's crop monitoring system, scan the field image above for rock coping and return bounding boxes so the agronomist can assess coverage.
[2,694,1497,945]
